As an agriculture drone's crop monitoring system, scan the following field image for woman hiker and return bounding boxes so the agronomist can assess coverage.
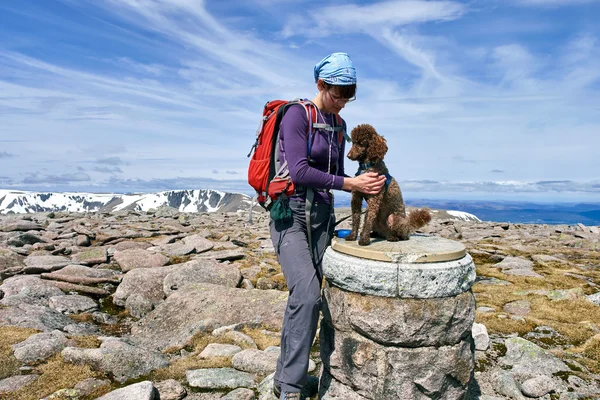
[271,52,386,400]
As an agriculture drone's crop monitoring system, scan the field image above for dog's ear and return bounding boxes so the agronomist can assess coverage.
[367,134,388,161]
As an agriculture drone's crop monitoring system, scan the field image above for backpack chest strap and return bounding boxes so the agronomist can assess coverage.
[312,123,344,132]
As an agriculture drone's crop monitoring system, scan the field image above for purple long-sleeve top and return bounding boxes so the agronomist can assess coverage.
[278,104,347,204]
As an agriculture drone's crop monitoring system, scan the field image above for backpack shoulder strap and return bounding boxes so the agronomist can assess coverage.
[335,114,351,143]
[288,99,318,158]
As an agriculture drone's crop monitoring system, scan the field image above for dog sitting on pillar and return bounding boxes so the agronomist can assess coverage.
[345,124,432,246]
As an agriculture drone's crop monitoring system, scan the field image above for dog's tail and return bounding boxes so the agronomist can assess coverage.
[408,208,432,230]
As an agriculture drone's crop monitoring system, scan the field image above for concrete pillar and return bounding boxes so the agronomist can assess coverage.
[319,235,477,400]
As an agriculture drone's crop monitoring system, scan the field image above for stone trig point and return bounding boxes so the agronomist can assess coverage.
[319,234,476,400]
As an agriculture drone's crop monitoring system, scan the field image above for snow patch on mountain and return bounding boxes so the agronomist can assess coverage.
[0,189,252,214]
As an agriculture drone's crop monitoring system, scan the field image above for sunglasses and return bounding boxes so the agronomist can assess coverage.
[327,90,356,105]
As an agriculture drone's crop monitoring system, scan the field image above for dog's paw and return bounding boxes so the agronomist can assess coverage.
[358,236,371,246]
[345,232,358,241]
[386,236,400,242]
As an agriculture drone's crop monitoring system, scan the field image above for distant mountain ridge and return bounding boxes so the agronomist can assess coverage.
[0,189,252,214]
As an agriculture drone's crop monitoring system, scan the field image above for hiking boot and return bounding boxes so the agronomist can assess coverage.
[280,392,301,400]
[273,384,281,398]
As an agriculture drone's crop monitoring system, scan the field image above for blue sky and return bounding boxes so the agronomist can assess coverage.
[0,0,599,202]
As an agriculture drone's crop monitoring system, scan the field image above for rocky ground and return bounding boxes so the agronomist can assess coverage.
[0,206,598,400]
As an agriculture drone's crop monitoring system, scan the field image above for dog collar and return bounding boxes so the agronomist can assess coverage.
[355,162,392,188]
[355,162,374,176]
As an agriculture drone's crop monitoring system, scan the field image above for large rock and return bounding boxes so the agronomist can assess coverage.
[499,337,569,377]
[154,242,196,257]
[319,369,368,400]
[199,343,243,358]
[0,302,72,331]
[113,265,178,307]
[1,221,44,232]
[96,381,156,400]
[163,259,242,296]
[62,339,169,383]
[186,368,255,390]
[193,250,245,262]
[113,249,170,272]
[12,330,71,364]
[183,234,215,253]
[23,255,72,273]
[520,375,557,398]
[320,321,473,400]
[0,249,25,277]
[70,248,108,265]
[0,375,40,395]
[49,294,98,314]
[41,264,121,285]
[154,379,187,400]
[232,349,279,375]
[493,257,542,278]
[323,282,475,347]
[130,283,287,351]
[0,275,64,306]
[7,232,44,247]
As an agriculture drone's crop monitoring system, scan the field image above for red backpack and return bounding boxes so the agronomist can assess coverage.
[247,99,344,210]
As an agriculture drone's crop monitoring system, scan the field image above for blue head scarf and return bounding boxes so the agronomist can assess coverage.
[314,52,357,86]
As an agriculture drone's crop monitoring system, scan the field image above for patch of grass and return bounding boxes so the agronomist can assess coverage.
[475,249,600,373]
[163,331,237,356]
[2,355,101,400]
[149,355,232,382]
[475,314,536,336]
[71,336,101,349]
[240,327,280,350]
[526,298,600,344]
[581,334,600,362]
[0,327,40,379]
[270,274,288,291]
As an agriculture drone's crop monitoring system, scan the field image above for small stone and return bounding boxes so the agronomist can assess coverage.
[477,306,496,313]
[71,248,108,265]
[186,368,255,390]
[113,249,169,272]
[241,279,254,289]
[472,323,490,351]
[232,349,279,375]
[96,381,155,400]
[221,388,256,400]
[199,343,242,358]
[49,294,98,314]
[73,378,111,396]
[0,374,40,394]
[503,300,531,317]
[76,235,91,247]
[492,371,525,400]
[221,331,258,350]
[92,312,118,325]
[154,379,187,400]
[12,330,70,364]
[521,375,556,398]
[41,388,80,400]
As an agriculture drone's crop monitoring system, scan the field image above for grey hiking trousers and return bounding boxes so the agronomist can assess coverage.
[270,199,335,394]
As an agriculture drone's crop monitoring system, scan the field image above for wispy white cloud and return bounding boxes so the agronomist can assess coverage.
[515,0,599,6]
[282,0,466,37]
[0,0,598,199]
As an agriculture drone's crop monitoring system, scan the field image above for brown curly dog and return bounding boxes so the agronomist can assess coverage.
[345,124,432,246]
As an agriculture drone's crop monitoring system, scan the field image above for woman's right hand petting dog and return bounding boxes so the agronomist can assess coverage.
[344,124,432,246]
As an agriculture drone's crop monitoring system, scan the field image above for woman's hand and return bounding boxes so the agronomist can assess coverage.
[343,172,386,194]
